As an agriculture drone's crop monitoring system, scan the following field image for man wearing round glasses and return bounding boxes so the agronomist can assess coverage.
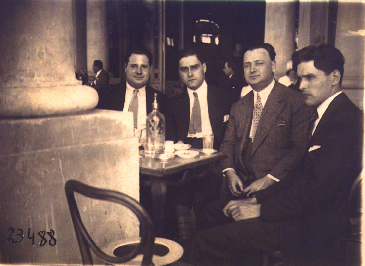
[165,48,231,242]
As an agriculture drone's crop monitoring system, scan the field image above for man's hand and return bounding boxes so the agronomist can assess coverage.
[243,175,276,196]
[225,170,244,196]
[223,198,260,221]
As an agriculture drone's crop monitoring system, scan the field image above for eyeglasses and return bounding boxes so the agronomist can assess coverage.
[178,64,201,73]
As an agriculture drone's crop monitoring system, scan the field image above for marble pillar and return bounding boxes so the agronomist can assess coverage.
[0,1,140,264]
[0,0,98,117]
[265,1,297,79]
[86,0,109,76]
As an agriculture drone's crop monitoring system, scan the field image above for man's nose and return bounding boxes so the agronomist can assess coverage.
[250,65,257,72]
[299,78,306,91]
[136,66,142,74]
[187,68,194,76]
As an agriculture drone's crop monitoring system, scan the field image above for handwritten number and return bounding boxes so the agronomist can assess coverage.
[28,228,35,246]
[47,230,56,246]
[38,231,47,246]
[7,227,15,244]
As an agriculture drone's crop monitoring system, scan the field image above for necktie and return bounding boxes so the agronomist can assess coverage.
[189,92,202,134]
[128,89,138,129]
[308,110,319,139]
[251,93,263,140]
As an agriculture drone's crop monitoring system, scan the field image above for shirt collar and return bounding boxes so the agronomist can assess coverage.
[126,82,146,93]
[250,79,275,105]
[317,91,343,120]
[187,80,208,98]
[95,69,102,77]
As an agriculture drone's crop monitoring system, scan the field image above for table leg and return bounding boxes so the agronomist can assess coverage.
[150,178,167,236]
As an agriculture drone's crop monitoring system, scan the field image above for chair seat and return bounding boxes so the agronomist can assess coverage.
[103,237,184,265]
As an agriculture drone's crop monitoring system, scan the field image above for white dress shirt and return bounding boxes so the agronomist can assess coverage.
[187,80,213,138]
[92,69,102,85]
[123,82,147,131]
[312,91,343,135]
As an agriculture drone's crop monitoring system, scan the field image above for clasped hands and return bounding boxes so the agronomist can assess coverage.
[222,170,276,221]
[223,197,260,221]
[225,170,275,197]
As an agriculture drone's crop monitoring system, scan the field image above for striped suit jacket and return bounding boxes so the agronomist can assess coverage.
[219,81,314,181]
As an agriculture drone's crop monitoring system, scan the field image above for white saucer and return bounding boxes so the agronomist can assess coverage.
[175,150,199,159]
[201,148,217,154]
[173,143,191,150]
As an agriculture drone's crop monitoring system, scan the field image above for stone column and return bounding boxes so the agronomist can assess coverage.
[297,1,329,49]
[86,0,109,75]
[265,1,297,79]
[0,0,98,117]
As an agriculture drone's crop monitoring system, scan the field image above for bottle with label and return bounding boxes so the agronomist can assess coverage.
[145,93,165,157]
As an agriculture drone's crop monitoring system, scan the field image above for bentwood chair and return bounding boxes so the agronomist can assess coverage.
[65,179,155,266]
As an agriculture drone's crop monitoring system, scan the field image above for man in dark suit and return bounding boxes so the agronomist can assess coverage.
[165,48,231,241]
[220,57,247,105]
[189,44,363,266]
[96,48,166,133]
[90,60,109,88]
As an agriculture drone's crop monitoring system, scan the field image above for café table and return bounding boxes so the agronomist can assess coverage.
[139,149,226,236]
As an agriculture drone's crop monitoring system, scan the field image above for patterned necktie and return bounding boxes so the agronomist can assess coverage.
[189,92,202,134]
[308,110,319,139]
[128,89,138,129]
[251,93,263,140]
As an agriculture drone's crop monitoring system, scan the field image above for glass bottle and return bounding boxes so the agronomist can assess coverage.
[145,93,165,157]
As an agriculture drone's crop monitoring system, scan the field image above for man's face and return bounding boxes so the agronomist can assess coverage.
[125,53,151,89]
[297,60,336,107]
[243,48,275,91]
[178,55,206,90]
[92,65,100,73]
[223,62,233,76]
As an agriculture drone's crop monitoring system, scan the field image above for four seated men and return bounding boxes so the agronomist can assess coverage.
[98,44,363,266]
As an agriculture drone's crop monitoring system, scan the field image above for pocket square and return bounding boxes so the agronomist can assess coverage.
[223,114,229,122]
[276,120,287,127]
[308,145,321,152]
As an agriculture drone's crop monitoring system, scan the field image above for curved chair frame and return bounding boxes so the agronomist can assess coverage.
[65,180,155,266]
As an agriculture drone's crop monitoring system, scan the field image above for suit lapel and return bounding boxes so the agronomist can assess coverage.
[251,83,286,154]
[312,93,346,141]
[177,91,191,140]
[238,91,254,153]
[146,86,154,114]
[207,85,220,137]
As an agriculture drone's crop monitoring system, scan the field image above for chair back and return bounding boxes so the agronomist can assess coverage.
[65,179,155,266]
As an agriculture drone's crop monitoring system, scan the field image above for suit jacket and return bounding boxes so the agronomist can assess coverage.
[219,73,247,106]
[220,81,314,180]
[165,84,231,150]
[92,69,110,88]
[96,82,167,116]
[257,93,363,265]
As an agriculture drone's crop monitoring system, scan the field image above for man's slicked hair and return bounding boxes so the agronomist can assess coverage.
[177,48,206,64]
[292,44,345,85]
[245,43,276,61]
[125,47,153,66]
[93,60,103,69]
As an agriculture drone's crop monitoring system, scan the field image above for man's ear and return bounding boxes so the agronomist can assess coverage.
[202,62,207,74]
[331,69,341,86]
[271,61,276,73]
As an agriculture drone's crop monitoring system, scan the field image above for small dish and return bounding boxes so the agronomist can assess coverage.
[155,153,175,161]
[201,148,217,154]
[174,143,191,151]
[175,150,199,159]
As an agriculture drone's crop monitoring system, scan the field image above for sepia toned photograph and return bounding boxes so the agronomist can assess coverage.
[0,0,363,265]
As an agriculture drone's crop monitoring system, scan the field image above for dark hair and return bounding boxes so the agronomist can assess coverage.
[245,43,276,61]
[292,44,345,85]
[226,57,240,72]
[125,47,153,66]
[93,60,103,69]
[177,48,206,64]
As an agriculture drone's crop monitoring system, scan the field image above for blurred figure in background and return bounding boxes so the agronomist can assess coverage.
[89,60,109,88]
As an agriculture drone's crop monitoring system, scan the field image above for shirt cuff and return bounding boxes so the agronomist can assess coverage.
[267,174,280,182]
[222,168,236,177]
